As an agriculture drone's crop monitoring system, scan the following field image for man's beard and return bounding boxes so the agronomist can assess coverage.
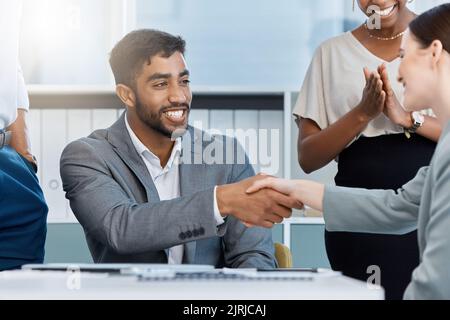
[135,95,189,139]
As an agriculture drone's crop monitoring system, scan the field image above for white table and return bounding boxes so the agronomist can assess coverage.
[0,269,384,300]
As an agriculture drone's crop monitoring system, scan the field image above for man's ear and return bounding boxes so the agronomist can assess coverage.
[116,84,136,108]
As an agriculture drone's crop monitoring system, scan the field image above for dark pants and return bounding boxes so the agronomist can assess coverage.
[327,134,436,300]
[0,146,48,270]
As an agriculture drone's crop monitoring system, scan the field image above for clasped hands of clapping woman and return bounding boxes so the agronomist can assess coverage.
[358,63,413,128]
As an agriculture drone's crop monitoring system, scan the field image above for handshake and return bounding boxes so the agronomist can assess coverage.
[216,174,305,228]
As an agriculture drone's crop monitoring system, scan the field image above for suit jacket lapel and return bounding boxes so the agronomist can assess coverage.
[106,113,160,203]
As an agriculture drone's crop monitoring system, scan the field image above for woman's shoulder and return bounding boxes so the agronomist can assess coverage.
[432,122,450,177]
[315,32,355,53]
[311,31,359,62]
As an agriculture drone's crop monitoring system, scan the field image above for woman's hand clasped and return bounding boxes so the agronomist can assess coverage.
[378,63,413,128]
[357,67,386,121]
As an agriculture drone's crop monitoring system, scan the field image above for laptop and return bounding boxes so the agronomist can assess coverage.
[21,263,215,274]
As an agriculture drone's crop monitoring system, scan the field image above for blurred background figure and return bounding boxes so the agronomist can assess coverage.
[0,0,48,271]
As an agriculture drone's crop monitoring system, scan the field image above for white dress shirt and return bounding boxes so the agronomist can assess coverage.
[0,0,29,130]
[125,116,224,264]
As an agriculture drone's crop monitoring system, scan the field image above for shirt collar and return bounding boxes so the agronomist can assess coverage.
[124,115,182,171]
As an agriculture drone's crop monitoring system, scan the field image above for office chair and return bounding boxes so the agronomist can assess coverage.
[274,242,293,268]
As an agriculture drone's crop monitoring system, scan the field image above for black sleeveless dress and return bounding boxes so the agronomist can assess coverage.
[325,133,436,300]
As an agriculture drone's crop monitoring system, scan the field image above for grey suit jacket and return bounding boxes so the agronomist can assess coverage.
[323,121,450,299]
[60,113,276,269]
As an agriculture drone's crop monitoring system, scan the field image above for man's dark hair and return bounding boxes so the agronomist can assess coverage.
[109,29,186,88]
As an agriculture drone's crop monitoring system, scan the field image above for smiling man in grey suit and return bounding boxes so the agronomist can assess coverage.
[60,29,300,268]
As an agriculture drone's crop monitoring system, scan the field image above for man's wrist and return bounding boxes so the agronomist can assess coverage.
[216,185,232,217]
[213,186,226,225]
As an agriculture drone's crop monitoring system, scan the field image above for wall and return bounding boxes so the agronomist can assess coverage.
[45,223,330,268]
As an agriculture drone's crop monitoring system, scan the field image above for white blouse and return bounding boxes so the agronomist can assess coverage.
[293,31,432,141]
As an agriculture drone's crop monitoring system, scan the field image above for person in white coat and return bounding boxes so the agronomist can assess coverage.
[0,0,47,270]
